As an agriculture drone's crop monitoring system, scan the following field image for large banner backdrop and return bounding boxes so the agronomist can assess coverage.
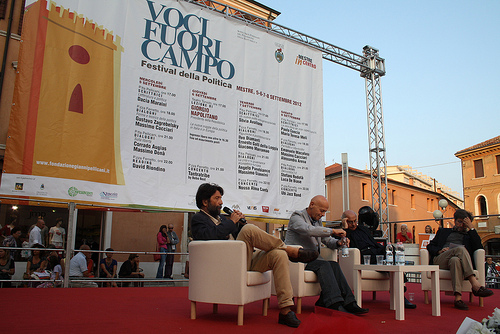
[0,0,324,218]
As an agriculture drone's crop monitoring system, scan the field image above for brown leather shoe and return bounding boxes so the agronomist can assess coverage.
[454,300,469,310]
[472,286,494,298]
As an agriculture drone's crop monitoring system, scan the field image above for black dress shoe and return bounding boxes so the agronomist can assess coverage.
[454,300,469,310]
[404,297,416,309]
[472,286,494,298]
[344,302,369,314]
[289,248,319,263]
[278,311,301,328]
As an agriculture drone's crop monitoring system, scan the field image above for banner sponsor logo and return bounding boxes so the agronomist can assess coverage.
[295,54,317,69]
[99,191,118,200]
[68,186,93,197]
[275,48,284,63]
[15,183,23,190]
[262,206,269,213]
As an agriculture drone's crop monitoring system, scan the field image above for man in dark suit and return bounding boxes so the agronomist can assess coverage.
[343,209,416,309]
[427,209,493,310]
[190,183,318,328]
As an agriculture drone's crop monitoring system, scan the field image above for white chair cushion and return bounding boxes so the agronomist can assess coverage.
[247,270,271,286]
[304,270,318,283]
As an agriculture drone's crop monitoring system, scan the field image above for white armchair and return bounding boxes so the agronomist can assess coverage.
[188,240,272,326]
[272,246,337,314]
[338,248,390,302]
[420,248,485,307]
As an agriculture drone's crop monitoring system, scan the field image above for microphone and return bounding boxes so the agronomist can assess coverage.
[223,207,247,224]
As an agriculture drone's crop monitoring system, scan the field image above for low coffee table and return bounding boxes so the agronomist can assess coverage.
[353,264,440,320]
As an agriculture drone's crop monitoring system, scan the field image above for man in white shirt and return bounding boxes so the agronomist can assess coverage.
[69,245,97,287]
[28,218,45,247]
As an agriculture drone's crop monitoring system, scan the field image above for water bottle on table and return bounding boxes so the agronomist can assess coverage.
[385,242,394,265]
[341,236,349,258]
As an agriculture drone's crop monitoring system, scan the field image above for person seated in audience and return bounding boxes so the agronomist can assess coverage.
[118,254,144,287]
[37,255,62,288]
[0,248,15,288]
[100,248,118,287]
[25,244,48,287]
[425,225,434,234]
[427,209,493,310]
[68,245,97,288]
[396,224,413,243]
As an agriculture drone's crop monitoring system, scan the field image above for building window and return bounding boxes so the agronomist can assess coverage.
[478,195,488,216]
[389,189,396,205]
[411,194,415,209]
[0,0,7,20]
[362,183,368,201]
[474,159,484,178]
[427,198,430,211]
[496,155,500,174]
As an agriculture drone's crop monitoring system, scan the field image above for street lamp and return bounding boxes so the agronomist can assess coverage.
[433,199,448,228]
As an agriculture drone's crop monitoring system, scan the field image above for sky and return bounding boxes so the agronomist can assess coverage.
[262,0,500,198]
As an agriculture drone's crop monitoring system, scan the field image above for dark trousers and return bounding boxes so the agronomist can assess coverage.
[306,259,356,308]
[164,254,174,278]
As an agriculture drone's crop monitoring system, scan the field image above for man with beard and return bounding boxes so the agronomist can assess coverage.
[191,183,318,328]
[427,209,494,310]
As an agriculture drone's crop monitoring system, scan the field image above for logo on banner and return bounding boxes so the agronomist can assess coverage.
[100,192,118,200]
[247,206,257,211]
[68,186,93,197]
[295,55,317,69]
[275,48,284,63]
[262,206,269,213]
[15,183,23,190]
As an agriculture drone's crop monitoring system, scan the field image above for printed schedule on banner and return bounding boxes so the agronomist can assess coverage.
[0,0,325,218]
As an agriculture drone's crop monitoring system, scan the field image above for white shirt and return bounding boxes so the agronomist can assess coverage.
[29,226,42,247]
[69,252,88,277]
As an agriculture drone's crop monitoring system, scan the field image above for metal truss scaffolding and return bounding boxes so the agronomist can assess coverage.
[186,0,390,237]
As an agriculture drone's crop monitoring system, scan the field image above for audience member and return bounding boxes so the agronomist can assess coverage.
[0,248,15,288]
[25,244,47,287]
[156,225,169,278]
[427,209,493,310]
[191,183,318,328]
[118,254,144,287]
[342,209,416,309]
[100,248,118,287]
[37,255,62,288]
[0,218,16,239]
[29,218,45,247]
[49,218,66,249]
[425,225,433,234]
[2,227,22,260]
[69,245,97,287]
[396,224,413,243]
[164,224,179,279]
[285,196,368,314]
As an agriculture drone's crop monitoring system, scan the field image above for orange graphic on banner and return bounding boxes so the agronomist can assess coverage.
[4,0,124,185]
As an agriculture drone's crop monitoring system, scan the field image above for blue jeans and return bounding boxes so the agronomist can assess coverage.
[156,247,168,278]
[306,259,356,308]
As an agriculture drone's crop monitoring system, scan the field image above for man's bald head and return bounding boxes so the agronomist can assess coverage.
[307,195,329,221]
[79,244,91,258]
